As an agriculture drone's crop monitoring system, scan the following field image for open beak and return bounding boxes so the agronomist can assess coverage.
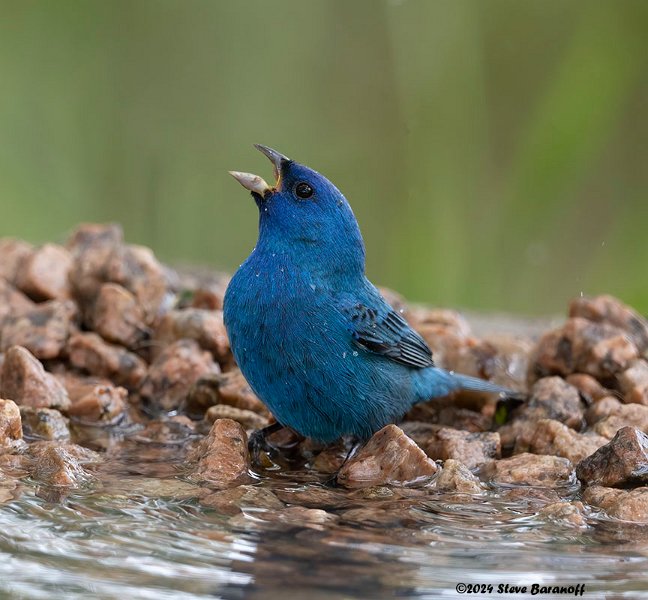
[229,144,291,197]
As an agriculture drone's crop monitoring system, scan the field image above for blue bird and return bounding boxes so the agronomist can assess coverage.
[225,145,511,451]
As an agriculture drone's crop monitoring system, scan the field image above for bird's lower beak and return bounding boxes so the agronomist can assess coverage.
[229,144,291,197]
[228,171,271,196]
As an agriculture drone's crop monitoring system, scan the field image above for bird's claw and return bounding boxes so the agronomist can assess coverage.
[247,422,284,465]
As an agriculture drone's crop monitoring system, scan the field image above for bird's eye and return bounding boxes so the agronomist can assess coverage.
[294,182,314,199]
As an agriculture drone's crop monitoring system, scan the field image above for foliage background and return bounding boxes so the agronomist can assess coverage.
[1,0,646,315]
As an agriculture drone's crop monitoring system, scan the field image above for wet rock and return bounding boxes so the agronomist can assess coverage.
[443,335,532,392]
[186,369,268,417]
[520,419,607,464]
[537,501,587,528]
[200,484,284,516]
[583,485,648,523]
[188,418,250,488]
[140,339,220,412]
[0,346,71,410]
[337,425,438,489]
[618,360,648,406]
[265,506,339,528]
[153,308,230,362]
[419,427,500,470]
[585,396,623,425]
[15,243,72,301]
[0,399,24,453]
[593,403,648,439]
[569,294,648,353]
[66,384,127,425]
[205,404,269,430]
[28,441,100,487]
[20,407,70,441]
[436,459,483,493]
[92,283,147,349]
[0,279,34,324]
[67,223,123,308]
[482,453,576,487]
[566,373,612,403]
[67,332,147,390]
[105,244,174,324]
[498,377,584,450]
[576,427,648,487]
[0,239,34,285]
[529,317,638,382]
[0,300,76,359]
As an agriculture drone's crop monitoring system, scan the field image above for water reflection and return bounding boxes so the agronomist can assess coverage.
[2,451,648,599]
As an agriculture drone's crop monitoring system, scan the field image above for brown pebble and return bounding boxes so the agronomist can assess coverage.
[569,294,648,353]
[186,369,268,417]
[576,426,648,487]
[67,223,124,309]
[585,395,623,425]
[593,403,648,439]
[15,243,72,301]
[0,279,34,324]
[310,441,351,474]
[618,360,648,406]
[498,377,584,451]
[28,441,100,487]
[153,308,230,362]
[337,425,438,489]
[104,244,174,324]
[140,339,220,412]
[482,453,575,487]
[205,404,268,430]
[529,317,638,382]
[0,346,70,410]
[20,407,70,441]
[583,485,648,523]
[566,373,612,403]
[0,399,24,452]
[436,459,483,493]
[188,418,250,488]
[520,419,607,464]
[92,283,147,349]
[66,384,127,424]
[537,501,587,528]
[0,300,76,359]
[443,335,532,392]
[420,427,500,470]
[0,239,34,284]
[67,332,147,390]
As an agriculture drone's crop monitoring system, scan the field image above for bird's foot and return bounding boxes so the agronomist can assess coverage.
[322,438,362,488]
[248,422,284,465]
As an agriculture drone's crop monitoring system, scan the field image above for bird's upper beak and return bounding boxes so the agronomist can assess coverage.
[229,144,291,197]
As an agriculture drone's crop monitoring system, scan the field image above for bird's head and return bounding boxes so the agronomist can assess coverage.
[230,145,365,278]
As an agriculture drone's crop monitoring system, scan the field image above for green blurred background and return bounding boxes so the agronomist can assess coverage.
[1,0,646,315]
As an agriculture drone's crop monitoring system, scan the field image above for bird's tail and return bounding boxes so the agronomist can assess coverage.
[413,367,521,402]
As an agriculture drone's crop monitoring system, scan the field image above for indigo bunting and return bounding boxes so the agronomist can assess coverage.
[225,145,511,447]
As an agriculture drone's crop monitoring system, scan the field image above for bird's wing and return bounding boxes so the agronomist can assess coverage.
[343,299,434,369]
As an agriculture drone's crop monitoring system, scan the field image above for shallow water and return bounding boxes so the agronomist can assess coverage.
[2,436,648,600]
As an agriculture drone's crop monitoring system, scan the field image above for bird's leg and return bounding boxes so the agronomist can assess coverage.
[248,421,285,464]
[324,437,362,487]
